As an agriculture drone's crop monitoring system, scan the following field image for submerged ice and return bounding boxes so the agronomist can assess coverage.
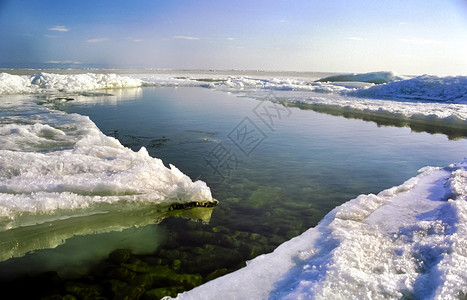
[175,160,467,299]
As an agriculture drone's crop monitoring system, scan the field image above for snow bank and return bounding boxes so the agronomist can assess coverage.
[349,75,467,103]
[294,94,467,122]
[174,160,467,299]
[0,72,142,94]
[0,100,215,232]
[4,71,463,107]
[0,90,216,264]
[213,75,467,122]
[214,76,335,92]
[317,71,407,84]
[136,73,351,93]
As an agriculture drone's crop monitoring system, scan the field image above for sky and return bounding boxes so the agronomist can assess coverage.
[0,0,467,75]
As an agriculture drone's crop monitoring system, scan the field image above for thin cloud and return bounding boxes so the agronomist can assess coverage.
[87,38,109,43]
[46,60,82,64]
[398,38,442,45]
[226,37,235,41]
[173,36,200,40]
[127,37,143,43]
[48,26,69,32]
[345,36,365,41]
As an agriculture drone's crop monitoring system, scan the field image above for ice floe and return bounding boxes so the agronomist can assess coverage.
[0,96,215,232]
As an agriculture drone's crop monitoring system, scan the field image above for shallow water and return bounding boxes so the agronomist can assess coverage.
[1,86,466,298]
[60,86,466,240]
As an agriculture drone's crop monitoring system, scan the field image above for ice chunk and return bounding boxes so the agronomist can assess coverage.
[0,73,32,94]
[0,98,216,232]
[0,72,142,94]
[350,75,467,103]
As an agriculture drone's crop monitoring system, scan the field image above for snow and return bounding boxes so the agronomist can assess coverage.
[0,72,215,233]
[0,72,142,94]
[173,160,467,299]
[291,94,467,122]
[349,75,467,103]
[206,74,467,122]
[212,76,349,92]
[0,71,217,265]
[1,70,466,293]
[0,73,32,94]
[0,96,216,233]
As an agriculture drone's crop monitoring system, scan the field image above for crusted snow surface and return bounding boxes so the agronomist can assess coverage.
[174,160,467,299]
[349,75,467,103]
[0,96,215,232]
[0,72,142,94]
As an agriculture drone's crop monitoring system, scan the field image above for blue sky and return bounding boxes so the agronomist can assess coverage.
[1,0,466,75]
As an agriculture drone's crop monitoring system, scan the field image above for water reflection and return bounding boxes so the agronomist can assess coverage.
[36,87,143,107]
[287,101,467,140]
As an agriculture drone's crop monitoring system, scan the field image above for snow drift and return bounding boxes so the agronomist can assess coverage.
[0,72,142,94]
[174,159,467,299]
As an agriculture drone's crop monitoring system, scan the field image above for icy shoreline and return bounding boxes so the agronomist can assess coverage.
[0,72,142,94]
[0,70,465,298]
[1,71,466,123]
[174,159,467,299]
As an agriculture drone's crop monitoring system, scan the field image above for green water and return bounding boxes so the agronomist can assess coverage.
[1,86,465,298]
[62,87,465,221]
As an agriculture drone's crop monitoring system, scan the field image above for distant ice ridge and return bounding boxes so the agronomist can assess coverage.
[317,71,407,84]
[0,72,142,94]
[0,100,215,231]
[213,76,351,92]
[209,74,467,122]
[179,71,405,91]
[139,71,467,105]
[174,160,467,299]
[134,72,354,93]
[349,75,467,103]
[3,70,466,125]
